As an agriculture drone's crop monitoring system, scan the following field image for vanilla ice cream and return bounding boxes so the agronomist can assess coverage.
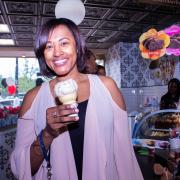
[54,79,78,105]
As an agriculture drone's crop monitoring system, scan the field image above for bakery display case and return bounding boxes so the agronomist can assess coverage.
[132,109,180,179]
[132,109,180,142]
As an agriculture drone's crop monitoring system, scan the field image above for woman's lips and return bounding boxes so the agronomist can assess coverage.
[54,59,67,66]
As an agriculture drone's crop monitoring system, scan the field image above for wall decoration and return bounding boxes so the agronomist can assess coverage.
[106,42,179,88]
[159,56,176,83]
[164,25,180,56]
[149,60,160,69]
[106,42,149,88]
[139,28,170,60]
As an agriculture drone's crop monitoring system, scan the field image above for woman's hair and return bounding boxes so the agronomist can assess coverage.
[35,78,44,87]
[166,78,180,103]
[160,78,180,109]
[34,18,86,78]
[84,48,96,61]
[168,78,180,95]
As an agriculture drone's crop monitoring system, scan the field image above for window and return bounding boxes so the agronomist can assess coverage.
[0,57,41,106]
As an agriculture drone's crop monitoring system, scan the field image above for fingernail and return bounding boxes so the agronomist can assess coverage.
[75,116,79,120]
[70,103,77,108]
[75,108,79,113]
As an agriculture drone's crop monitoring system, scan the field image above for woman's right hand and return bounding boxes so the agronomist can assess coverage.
[45,104,79,138]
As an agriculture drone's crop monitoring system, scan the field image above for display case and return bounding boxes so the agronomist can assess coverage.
[133,109,180,179]
[132,109,180,142]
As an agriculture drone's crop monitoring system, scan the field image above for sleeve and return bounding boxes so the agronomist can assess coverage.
[113,103,144,180]
[10,118,36,180]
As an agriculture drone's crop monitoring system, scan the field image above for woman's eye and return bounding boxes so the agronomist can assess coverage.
[45,44,52,49]
[60,41,69,46]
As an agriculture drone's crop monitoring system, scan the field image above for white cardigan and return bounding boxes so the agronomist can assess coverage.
[10,75,143,180]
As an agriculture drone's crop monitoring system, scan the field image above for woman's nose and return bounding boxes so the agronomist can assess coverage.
[54,45,62,56]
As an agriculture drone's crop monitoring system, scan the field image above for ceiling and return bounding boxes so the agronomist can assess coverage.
[0,0,179,54]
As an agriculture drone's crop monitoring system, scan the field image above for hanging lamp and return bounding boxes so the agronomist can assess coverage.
[55,0,85,25]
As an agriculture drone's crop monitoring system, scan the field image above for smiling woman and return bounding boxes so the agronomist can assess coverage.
[44,25,78,76]
[10,18,143,180]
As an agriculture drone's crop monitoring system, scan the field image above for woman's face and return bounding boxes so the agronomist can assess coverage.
[85,55,97,74]
[44,25,77,76]
[169,82,178,94]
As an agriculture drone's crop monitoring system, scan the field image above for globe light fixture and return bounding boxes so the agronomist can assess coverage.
[55,0,85,25]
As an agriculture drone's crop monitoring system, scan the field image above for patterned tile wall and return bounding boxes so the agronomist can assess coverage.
[0,128,16,180]
[105,41,179,113]
[106,42,180,88]
[106,43,121,87]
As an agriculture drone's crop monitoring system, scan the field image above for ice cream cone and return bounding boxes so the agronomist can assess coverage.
[54,79,78,116]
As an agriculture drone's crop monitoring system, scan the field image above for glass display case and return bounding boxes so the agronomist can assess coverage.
[132,109,180,141]
[133,109,180,179]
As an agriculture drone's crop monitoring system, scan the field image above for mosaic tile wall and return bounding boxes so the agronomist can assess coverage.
[106,42,179,88]
[105,41,179,113]
[0,128,16,180]
[105,43,121,87]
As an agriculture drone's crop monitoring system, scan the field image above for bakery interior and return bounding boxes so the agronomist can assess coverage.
[0,0,179,179]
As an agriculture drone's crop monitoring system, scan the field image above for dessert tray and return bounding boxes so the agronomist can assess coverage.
[133,138,169,149]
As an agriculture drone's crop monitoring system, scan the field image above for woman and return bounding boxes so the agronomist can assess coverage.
[10,18,143,180]
[160,78,180,110]
[97,65,106,76]
[82,48,98,74]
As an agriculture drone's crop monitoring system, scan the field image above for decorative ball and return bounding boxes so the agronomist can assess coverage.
[6,77,15,86]
[55,0,85,25]
[7,85,16,95]
[1,78,7,88]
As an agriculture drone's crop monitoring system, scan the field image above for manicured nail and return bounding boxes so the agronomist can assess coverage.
[75,116,79,120]
[74,108,79,113]
[70,103,77,108]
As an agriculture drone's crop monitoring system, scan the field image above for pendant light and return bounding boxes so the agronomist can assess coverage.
[55,0,85,25]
